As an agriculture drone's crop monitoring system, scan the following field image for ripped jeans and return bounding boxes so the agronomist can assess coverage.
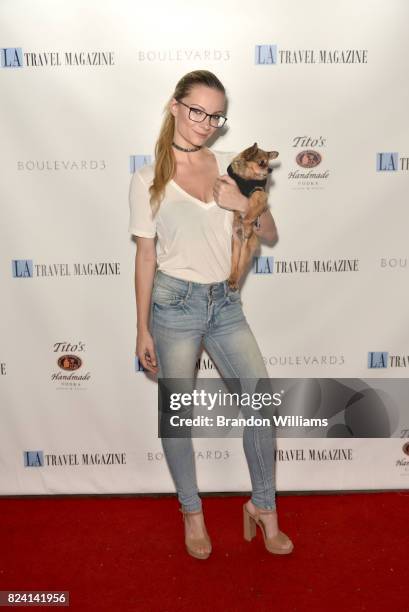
[150,269,276,512]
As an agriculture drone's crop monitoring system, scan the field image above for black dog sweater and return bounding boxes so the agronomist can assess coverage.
[226,163,272,197]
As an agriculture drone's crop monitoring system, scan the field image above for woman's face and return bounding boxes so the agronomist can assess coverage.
[170,84,226,148]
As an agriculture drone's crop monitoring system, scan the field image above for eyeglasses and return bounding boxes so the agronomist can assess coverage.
[176,98,227,128]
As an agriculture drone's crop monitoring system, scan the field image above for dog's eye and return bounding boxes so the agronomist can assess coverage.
[258,160,266,167]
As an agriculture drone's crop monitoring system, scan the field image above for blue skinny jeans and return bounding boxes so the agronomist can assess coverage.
[150,269,277,512]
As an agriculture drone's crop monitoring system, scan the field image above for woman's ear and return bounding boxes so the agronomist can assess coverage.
[169,97,178,118]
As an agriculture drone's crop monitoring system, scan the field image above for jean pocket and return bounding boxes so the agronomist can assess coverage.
[152,285,187,307]
[227,288,242,305]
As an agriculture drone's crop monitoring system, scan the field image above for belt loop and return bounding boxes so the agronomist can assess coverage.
[223,280,228,297]
[185,280,192,301]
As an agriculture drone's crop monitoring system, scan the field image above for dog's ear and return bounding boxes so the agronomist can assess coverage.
[242,142,258,161]
[268,150,279,159]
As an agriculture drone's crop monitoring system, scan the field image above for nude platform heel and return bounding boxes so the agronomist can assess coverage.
[243,503,294,555]
[179,507,212,560]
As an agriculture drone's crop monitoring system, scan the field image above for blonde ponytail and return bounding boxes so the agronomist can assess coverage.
[149,70,226,216]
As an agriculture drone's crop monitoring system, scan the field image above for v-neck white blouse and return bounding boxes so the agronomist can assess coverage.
[128,149,237,283]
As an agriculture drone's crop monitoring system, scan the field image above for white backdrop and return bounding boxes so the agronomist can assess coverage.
[1,0,409,495]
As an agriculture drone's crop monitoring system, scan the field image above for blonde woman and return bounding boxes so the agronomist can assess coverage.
[129,70,293,559]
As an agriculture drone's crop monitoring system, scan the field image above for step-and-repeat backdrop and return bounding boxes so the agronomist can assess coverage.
[1,0,409,495]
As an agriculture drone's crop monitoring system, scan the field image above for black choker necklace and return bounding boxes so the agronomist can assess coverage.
[172,141,202,152]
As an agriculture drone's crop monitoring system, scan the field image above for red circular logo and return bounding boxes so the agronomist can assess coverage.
[296,150,322,168]
[57,354,82,371]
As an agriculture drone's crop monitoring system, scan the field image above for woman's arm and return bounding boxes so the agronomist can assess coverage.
[236,198,278,243]
[214,176,278,243]
[135,237,158,373]
[135,237,156,332]
[253,208,278,243]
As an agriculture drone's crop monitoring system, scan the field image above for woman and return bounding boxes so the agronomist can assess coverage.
[129,70,293,559]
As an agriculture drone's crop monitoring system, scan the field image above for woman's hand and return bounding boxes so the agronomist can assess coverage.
[213,175,249,215]
[136,329,159,374]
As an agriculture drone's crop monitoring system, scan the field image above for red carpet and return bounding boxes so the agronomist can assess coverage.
[1,492,407,611]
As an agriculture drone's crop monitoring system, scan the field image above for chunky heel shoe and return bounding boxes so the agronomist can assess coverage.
[243,503,294,555]
[179,507,212,560]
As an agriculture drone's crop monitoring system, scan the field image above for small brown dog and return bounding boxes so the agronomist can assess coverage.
[226,142,278,290]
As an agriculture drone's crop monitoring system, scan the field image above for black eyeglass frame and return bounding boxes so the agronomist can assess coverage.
[175,98,227,128]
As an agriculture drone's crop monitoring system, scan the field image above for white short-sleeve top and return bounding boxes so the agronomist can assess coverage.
[128,149,237,283]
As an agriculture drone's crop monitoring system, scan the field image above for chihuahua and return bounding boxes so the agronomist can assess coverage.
[226,142,278,290]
